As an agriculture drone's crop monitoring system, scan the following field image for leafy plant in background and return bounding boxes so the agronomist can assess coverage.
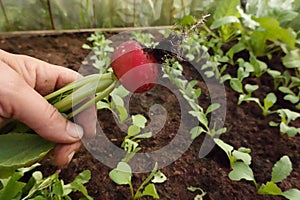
[82,31,114,73]
[0,163,92,200]
[269,109,300,137]
[227,154,300,200]
[0,0,218,31]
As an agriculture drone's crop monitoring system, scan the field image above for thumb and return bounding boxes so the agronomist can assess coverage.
[8,83,83,143]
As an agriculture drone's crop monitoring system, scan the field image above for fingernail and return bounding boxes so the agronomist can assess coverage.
[67,151,76,163]
[67,122,83,139]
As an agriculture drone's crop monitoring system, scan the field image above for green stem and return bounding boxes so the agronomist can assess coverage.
[67,80,117,119]
[45,73,113,100]
[54,78,114,112]
[134,163,158,199]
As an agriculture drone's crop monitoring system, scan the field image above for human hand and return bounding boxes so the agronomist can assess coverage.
[0,49,96,166]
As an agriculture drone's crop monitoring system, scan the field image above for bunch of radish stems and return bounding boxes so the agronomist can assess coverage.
[45,72,117,119]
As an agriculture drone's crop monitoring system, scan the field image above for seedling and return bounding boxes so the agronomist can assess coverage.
[269,109,300,137]
[0,163,92,200]
[163,59,226,139]
[216,141,300,200]
[258,156,300,200]
[187,186,207,200]
[82,32,114,73]
[214,139,252,168]
[238,92,277,116]
[109,162,166,200]
[278,86,300,108]
[130,31,158,48]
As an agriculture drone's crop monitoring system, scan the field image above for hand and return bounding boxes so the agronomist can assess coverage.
[0,49,96,166]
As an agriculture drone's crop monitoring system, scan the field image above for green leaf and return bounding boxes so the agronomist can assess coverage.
[271,156,292,183]
[52,180,63,196]
[244,84,259,94]
[258,181,282,195]
[176,15,196,26]
[269,121,279,127]
[123,139,139,153]
[214,139,233,159]
[133,132,152,140]
[283,49,300,69]
[0,163,40,200]
[250,54,267,77]
[279,123,300,137]
[213,0,240,19]
[264,93,277,110]
[228,162,255,182]
[65,170,93,200]
[215,127,227,135]
[97,101,111,110]
[282,188,300,200]
[278,109,300,124]
[204,71,215,78]
[132,114,147,128]
[141,183,159,199]
[189,111,208,128]
[226,41,246,59]
[115,105,128,123]
[72,170,91,185]
[109,162,132,185]
[0,134,55,178]
[230,78,243,93]
[190,126,205,140]
[111,93,124,107]
[187,186,207,199]
[232,150,251,165]
[284,95,299,104]
[152,171,167,183]
[127,125,141,137]
[205,103,221,115]
[210,16,240,29]
[82,44,91,49]
[255,17,296,49]
[279,87,295,95]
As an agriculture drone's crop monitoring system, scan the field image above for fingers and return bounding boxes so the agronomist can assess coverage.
[0,50,81,96]
[0,65,83,143]
[18,88,83,143]
[52,142,82,166]
[74,101,97,138]
[20,54,81,96]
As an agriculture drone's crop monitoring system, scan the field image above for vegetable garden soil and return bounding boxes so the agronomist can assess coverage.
[0,32,299,200]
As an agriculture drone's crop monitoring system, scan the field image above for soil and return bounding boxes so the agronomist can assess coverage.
[0,31,299,200]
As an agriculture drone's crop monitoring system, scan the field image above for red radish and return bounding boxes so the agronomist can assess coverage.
[111,40,158,93]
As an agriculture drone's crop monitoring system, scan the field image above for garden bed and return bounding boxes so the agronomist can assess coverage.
[0,31,299,200]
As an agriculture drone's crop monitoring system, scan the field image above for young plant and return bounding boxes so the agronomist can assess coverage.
[130,31,158,48]
[0,163,92,200]
[269,109,300,137]
[258,156,300,200]
[109,162,166,200]
[239,92,277,116]
[162,59,226,140]
[187,186,207,200]
[278,86,300,109]
[214,139,252,170]
[82,31,114,73]
[215,140,300,200]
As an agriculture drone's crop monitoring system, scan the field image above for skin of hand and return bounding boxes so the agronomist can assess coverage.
[0,49,96,166]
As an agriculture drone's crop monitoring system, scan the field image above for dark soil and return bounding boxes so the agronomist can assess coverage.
[0,32,299,200]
